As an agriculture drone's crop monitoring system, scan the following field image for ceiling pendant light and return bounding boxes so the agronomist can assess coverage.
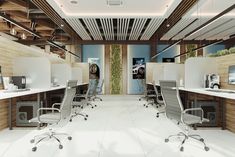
[10,28,17,35]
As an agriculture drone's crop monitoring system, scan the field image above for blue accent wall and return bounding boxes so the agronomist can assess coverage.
[156,44,180,62]
[127,45,150,94]
[203,45,225,56]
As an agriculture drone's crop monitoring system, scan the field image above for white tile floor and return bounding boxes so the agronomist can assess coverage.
[0,95,235,157]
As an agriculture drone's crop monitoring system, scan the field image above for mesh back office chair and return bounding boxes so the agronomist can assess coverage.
[159,80,209,152]
[70,84,91,121]
[152,82,165,118]
[144,81,163,108]
[29,80,77,152]
[93,79,104,101]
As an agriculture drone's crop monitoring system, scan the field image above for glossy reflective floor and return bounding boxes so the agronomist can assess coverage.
[0,95,235,157]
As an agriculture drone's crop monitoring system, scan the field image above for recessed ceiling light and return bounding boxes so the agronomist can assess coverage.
[70,0,78,5]
[166,24,170,27]
[61,24,64,27]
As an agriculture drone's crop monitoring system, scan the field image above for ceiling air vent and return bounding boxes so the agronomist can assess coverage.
[107,0,123,6]
[70,0,78,5]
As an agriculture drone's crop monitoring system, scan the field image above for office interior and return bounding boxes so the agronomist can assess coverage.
[0,0,235,156]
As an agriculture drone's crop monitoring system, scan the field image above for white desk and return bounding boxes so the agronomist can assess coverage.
[0,86,66,130]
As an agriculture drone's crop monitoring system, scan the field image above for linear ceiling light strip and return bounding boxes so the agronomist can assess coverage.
[136,18,147,40]
[206,20,235,40]
[152,4,235,59]
[141,18,154,40]
[194,19,233,40]
[209,25,235,40]
[67,19,87,40]
[184,4,235,39]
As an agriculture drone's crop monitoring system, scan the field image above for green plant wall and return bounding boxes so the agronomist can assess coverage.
[186,44,197,58]
[110,45,122,94]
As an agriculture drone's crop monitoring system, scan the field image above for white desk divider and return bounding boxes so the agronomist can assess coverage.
[185,57,218,88]
[51,64,72,86]
[71,67,83,84]
[13,57,51,88]
[72,63,89,84]
[151,63,184,86]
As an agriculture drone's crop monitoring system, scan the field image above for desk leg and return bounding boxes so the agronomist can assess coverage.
[44,92,47,108]
[221,98,225,130]
[8,98,12,130]
[37,93,41,130]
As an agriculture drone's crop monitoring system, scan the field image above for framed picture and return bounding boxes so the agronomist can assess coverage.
[88,58,100,79]
[132,58,145,79]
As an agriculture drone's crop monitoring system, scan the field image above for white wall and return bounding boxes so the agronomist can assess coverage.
[13,57,51,88]
[51,64,72,86]
[185,57,218,88]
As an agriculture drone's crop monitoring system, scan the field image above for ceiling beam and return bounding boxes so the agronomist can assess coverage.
[7,0,27,7]
[150,0,198,40]
[31,0,82,41]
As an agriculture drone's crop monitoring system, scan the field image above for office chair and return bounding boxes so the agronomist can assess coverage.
[139,80,155,101]
[160,80,209,152]
[144,81,162,108]
[70,85,90,121]
[29,80,77,152]
[74,83,97,109]
[152,82,165,118]
[92,79,104,101]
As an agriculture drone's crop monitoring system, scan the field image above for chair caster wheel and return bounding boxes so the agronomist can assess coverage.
[68,136,72,140]
[69,119,72,122]
[139,99,141,101]
[95,105,97,107]
[100,99,103,101]
[32,147,37,152]
[30,139,35,143]
[84,118,87,120]
[146,106,148,108]
[165,139,169,143]
[59,144,63,149]
[156,114,159,118]
[200,138,204,142]
[81,106,83,109]
[91,107,94,109]
[86,115,89,117]
[156,106,159,108]
[180,147,184,152]
[204,146,209,151]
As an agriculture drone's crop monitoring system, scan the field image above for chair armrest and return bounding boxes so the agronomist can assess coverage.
[37,108,61,123]
[52,103,61,108]
[183,108,204,121]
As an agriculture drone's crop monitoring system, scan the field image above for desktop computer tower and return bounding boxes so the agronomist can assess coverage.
[16,101,39,127]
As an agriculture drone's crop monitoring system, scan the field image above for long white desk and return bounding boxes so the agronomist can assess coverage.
[0,86,66,100]
[0,86,66,130]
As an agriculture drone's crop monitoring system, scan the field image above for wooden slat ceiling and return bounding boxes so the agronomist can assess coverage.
[0,0,73,58]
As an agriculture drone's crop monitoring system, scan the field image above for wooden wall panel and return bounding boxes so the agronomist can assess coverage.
[104,45,110,94]
[122,45,127,94]
[216,54,235,133]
